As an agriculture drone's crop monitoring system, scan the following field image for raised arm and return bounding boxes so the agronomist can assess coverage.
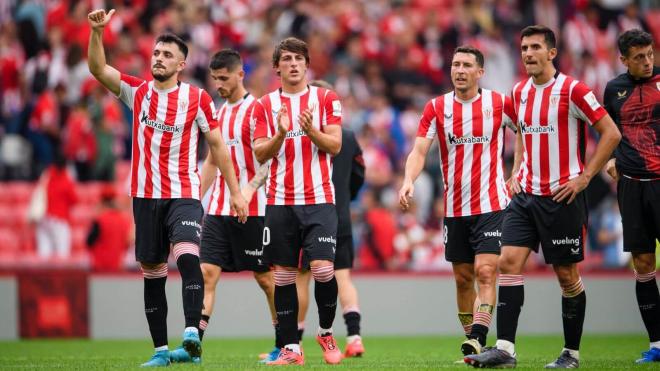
[87,9,121,95]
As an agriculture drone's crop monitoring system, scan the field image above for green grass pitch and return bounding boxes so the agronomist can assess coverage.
[1,335,656,369]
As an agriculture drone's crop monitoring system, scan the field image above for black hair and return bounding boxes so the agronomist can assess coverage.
[521,25,556,49]
[155,33,188,59]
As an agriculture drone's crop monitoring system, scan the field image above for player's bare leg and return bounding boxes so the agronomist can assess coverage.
[452,262,477,338]
[461,254,498,355]
[336,268,364,357]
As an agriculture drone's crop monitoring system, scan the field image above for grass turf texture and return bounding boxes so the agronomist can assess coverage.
[0,335,655,369]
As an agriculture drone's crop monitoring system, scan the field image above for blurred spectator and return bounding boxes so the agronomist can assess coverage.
[358,188,399,271]
[86,185,133,272]
[63,101,97,182]
[34,152,77,259]
[596,197,629,269]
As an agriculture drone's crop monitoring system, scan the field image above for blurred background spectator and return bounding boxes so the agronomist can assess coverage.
[1,0,659,271]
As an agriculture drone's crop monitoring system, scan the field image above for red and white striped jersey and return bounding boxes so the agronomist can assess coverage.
[253,86,342,205]
[417,89,514,217]
[117,74,218,200]
[207,94,266,217]
[512,73,607,196]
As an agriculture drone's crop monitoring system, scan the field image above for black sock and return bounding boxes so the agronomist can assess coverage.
[144,277,168,348]
[470,324,489,346]
[314,277,338,330]
[275,283,299,346]
[275,323,284,348]
[636,279,660,342]
[297,326,304,343]
[497,284,524,344]
[177,254,204,328]
[562,291,586,350]
[199,314,210,341]
[344,311,361,336]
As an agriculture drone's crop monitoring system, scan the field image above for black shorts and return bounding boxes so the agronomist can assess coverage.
[200,215,269,272]
[617,177,660,253]
[444,211,503,263]
[264,204,337,267]
[301,234,354,270]
[501,192,587,265]
[133,198,203,264]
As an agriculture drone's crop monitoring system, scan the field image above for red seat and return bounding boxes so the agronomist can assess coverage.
[8,182,35,206]
[0,228,21,251]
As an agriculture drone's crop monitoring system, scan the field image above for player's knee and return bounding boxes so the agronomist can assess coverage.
[140,263,168,279]
[254,271,273,292]
[554,265,579,287]
[201,264,220,287]
[632,253,656,274]
[311,264,335,283]
[498,254,521,274]
[475,263,496,286]
[454,271,474,290]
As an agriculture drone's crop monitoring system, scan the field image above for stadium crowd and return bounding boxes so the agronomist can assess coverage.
[0,0,659,271]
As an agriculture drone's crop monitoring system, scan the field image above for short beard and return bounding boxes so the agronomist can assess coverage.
[152,69,175,82]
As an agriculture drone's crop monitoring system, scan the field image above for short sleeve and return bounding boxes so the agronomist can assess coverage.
[253,100,270,140]
[323,89,342,126]
[417,100,437,139]
[117,73,146,108]
[503,94,518,132]
[195,89,218,133]
[569,81,607,126]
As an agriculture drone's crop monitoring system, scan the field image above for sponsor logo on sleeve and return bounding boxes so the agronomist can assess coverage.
[332,100,342,117]
[583,91,601,111]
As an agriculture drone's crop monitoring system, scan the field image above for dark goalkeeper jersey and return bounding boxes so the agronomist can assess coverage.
[603,66,660,179]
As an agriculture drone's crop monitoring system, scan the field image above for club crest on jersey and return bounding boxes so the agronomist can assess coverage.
[550,95,560,106]
[483,108,492,119]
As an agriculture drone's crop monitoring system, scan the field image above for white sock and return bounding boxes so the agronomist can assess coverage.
[185,326,199,334]
[155,345,168,352]
[285,343,301,354]
[347,335,361,343]
[650,341,660,350]
[563,348,579,360]
[318,327,333,336]
[495,340,516,357]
